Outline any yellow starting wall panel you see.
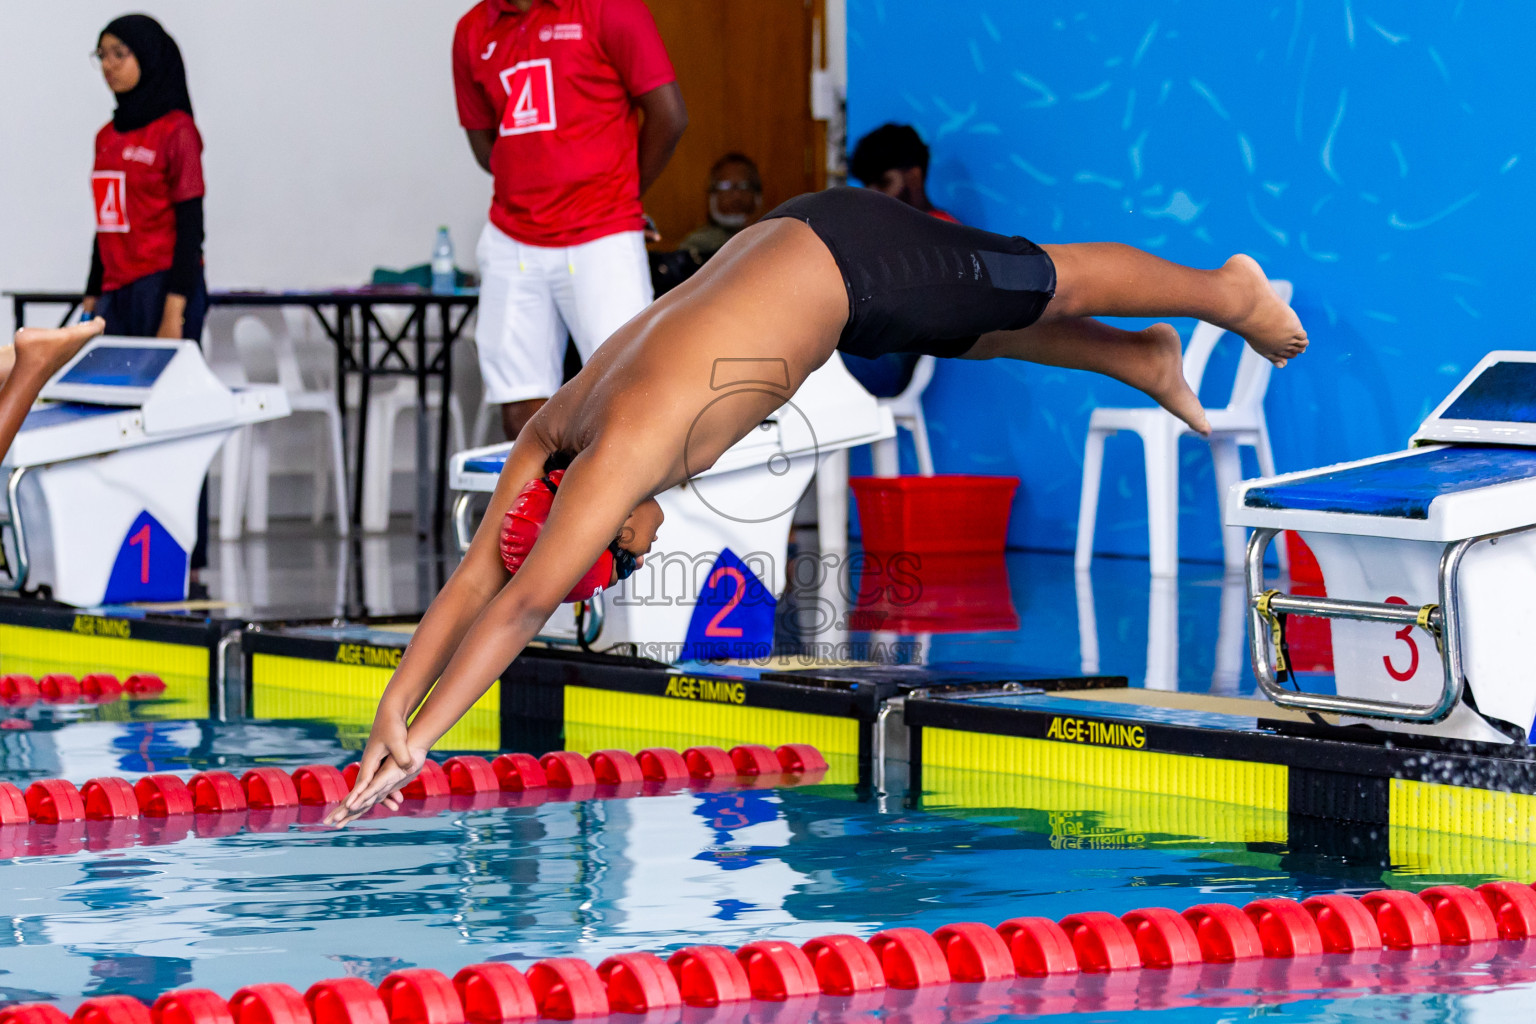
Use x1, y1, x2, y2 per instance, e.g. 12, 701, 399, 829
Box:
564, 685, 861, 786
1390, 778, 1536, 845
922, 727, 1289, 813
250, 652, 499, 751
0, 621, 208, 719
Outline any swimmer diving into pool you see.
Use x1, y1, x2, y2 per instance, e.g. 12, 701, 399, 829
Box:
297, 186, 1306, 824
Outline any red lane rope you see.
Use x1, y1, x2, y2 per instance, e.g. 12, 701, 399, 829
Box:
0, 743, 830, 859
5, 883, 1536, 1022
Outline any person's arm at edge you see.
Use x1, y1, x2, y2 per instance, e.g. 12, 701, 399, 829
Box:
465, 128, 495, 174
635, 82, 686, 197
327, 430, 554, 821
328, 445, 653, 823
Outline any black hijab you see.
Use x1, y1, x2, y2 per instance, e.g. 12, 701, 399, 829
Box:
100, 14, 193, 133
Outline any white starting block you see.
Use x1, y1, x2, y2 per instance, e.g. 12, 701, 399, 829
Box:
1, 336, 288, 606
1227, 351, 1536, 743
450, 354, 894, 660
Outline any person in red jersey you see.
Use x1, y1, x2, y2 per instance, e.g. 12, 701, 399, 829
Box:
452, 0, 688, 441
83, 15, 206, 343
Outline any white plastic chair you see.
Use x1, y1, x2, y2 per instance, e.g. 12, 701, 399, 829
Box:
1074, 280, 1293, 577
360, 379, 467, 532
216, 309, 350, 538
871, 354, 936, 476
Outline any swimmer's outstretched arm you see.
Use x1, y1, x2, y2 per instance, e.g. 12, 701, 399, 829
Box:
327, 444, 655, 824
0, 319, 105, 461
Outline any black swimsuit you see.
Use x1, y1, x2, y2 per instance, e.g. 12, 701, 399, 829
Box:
761, 187, 1057, 359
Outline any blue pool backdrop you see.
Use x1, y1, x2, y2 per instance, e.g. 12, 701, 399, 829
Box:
846, 1, 1536, 561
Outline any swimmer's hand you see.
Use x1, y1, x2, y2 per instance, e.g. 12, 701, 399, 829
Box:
323, 713, 425, 827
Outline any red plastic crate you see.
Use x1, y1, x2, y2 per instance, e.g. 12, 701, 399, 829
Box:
850, 475, 1018, 554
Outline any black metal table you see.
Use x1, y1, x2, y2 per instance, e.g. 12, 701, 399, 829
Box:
7, 288, 478, 538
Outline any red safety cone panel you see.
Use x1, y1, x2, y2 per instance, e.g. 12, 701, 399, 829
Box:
293, 766, 349, 806
491, 753, 547, 792
997, 917, 1079, 977
801, 934, 885, 994
728, 745, 780, 777
0, 781, 29, 825
525, 958, 609, 1019
636, 748, 689, 783
73, 997, 152, 1024
682, 746, 735, 781
443, 756, 499, 795
378, 969, 466, 1024
868, 928, 951, 988
1180, 903, 1263, 962
242, 768, 300, 809
453, 964, 536, 1024
25, 779, 86, 823
152, 989, 236, 1024
1359, 890, 1439, 949
596, 952, 682, 1013
666, 945, 752, 1007
588, 750, 644, 785
1418, 885, 1498, 945
736, 941, 820, 1000
539, 752, 597, 788
135, 775, 195, 817
931, 922, 1014, 981
1121, 907, 1202, 968
775, 744, 828, 774
82, 777, 140, 820
1476, 882, 1536, 940
1300, 894, 1381, 953
229, 984, 310, 1024
304, 978, 389, 1024
1243, 898, 1324, 958
189, 772, 248, 814
401, 760, 452, 801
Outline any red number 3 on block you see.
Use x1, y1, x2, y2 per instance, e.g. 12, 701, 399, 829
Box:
1382, 595, 1419, 682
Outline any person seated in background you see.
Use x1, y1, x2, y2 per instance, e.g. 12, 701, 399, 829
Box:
849, 123, 957, 223
679, 153, 764, 262
843, 123, 957, 398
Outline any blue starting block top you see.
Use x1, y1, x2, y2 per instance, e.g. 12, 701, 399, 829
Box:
56, 346, 176, 389
1243, 445, 1536, 519
20, 402, 131, 431
1440, 361, 1536, 424
463, 454, 508, 475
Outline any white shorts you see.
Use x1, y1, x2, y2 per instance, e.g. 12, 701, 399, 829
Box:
474, 223, 654, 404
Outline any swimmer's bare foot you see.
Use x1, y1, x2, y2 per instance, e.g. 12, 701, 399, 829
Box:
13, 318, 105, 382
1136, 323, 1210, 436
1222, 254, 1308, 367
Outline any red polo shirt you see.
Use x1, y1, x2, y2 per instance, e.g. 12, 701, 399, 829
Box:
453, 0, 676, 248
91, 110, 204, 291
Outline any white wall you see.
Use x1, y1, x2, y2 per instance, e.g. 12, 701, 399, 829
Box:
0, 1, 493, 337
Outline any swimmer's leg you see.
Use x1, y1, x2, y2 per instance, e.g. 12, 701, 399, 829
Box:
967, 316, 1209, 436
1041, 244, 1306, 367
0, 319, 106, 460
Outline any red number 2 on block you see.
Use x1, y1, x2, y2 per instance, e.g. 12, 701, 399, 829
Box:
704, 566, 746, 637
129, 523, 151, 584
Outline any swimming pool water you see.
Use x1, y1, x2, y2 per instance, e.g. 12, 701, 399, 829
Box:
4, 719, 1536, 1022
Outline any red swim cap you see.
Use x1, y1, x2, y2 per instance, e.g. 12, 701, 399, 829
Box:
499, 469, 614, 603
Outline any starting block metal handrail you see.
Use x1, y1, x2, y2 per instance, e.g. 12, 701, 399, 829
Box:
1242, 525, 1512, 723
2, 466, 32, 594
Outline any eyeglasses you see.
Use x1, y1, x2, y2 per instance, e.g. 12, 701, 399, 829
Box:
709, 181, 761, 194
91, 45, 133, 66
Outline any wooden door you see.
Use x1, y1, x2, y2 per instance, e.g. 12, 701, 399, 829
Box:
645, 0, 825, 248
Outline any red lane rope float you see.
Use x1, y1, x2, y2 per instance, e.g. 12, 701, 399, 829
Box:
135, 774, 195, 817
636, 748, 689, 783
1121, 907, 1202, 968
1182, 903, 1264, 962
75, 996, 153, 1024
1476, 881, 1536, 940
666, 945, 752, 1006
228, 984, 308, 1024
774, 743, 827, 774
242, 768, 301, 809
491, 753, 547, 792
1301, 893, 1382, 952
1360, 889, 1440, 949
39, 674, 81, 703
0, 781, 30, 825
525, 958, 609, 1019
736, 940, 820, 1001
802, 934, 885, 994
82, 776, 140, 820
400, 759, 452, 801
1418, 884, 1499, 944
151, 988, 235, 1024
377, 969, 465, 1024
81, 673, 124, 703
125, 673, 168, 695
728, 744, 781, 777
997, 917, 1079, 977
540, 751, 597, 789
452, 964, 536, 1024
303, 978, 389, 1024
0, 1009, 67, 1024
293, 765, 349, 806
1244, 898, 1325, 958
932, 922, 1014, 982
189, 772, 248, 814
682, 746, 735, 781
868, 927, 951, 988
24, 779, 85, 823
0, 674, 40, 706
595, 952, 681, 1013
443, 756, 498, 795
588, 750, 644, 786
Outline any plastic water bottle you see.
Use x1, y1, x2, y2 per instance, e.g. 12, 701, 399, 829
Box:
431, 226, 455, 294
